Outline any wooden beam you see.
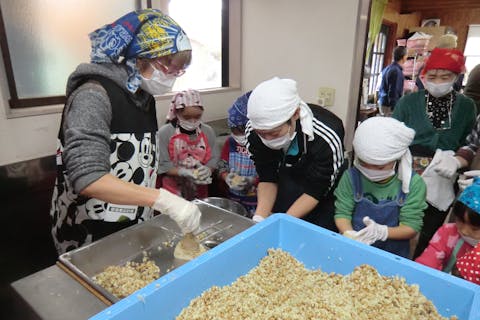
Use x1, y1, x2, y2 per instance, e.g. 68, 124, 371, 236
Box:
401, 0, 480, 13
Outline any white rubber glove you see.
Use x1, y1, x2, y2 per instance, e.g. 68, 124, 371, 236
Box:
193, 165, 212, 185
458, 170, 480, 191
434, 153, 461, 178
178, 168, 196, 179
153, 188, 201, 234
226, 169, 251, 191
252, 214, 265, 223
196, 165, 212, 180
354, 216, 388, 245
343, 230, 360, 240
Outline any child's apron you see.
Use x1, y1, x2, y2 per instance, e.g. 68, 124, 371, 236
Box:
161, 127, 211, 200
227, 137, 257, 213
350, 167, 410, 258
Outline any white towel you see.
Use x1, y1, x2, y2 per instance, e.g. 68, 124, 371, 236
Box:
421, 149, 457, 211
353, 117, 415, 193
247, 77, 314, 141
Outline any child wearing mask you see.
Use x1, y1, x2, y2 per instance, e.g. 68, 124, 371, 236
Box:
217, 92, 258, 215
334, 117, 427, 258
416, 178, 480, 285
158, 90, 219, 200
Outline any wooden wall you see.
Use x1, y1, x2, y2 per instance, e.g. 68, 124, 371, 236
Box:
420, 8, 480, 52
384, 0, 480, 52
383, 0, 421, 39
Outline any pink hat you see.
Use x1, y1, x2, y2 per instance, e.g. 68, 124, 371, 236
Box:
166, 89, 203, 120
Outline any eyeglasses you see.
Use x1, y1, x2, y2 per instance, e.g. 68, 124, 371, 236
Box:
150, 59, 186, 77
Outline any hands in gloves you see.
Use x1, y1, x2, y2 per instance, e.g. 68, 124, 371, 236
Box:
196, 165, 212, 180
434, 152, 461, 178
226, 169, 254, 191
252, 214, 265, 223
153, 188, 201, 234
353, 216, 388, 245
178, 166, 212, 185
458, 170, 480, 191
193, 165, 212, 185
178, 168, 197, 180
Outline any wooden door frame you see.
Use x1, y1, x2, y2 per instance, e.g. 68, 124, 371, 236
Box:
382, 19, 398, 67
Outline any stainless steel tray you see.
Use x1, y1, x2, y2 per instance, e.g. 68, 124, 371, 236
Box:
58, 199, 254, 303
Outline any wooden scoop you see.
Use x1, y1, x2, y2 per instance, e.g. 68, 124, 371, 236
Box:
179, 233, 200, 251
174, 233, 206, 261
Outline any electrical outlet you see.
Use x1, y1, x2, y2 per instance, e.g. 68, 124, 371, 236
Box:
318, 87, 335, 106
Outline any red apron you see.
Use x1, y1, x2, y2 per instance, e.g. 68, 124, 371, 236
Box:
161, 127, 211, 200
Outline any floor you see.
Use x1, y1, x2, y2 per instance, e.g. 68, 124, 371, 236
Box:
0, 157, 58, 319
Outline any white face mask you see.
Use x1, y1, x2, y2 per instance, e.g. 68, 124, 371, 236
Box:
354, 160, 396, 182
140, 67, 176, 95
425, 80, 455, 98
259, 126, 296, 151
178, 117, 201, 131
460, 233, 480, 247
232, 134, 247, 146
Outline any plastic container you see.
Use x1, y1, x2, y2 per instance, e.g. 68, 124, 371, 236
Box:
90, 214, 480, 320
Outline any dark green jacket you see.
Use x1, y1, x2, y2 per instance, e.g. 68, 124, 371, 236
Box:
392, 90, 476, 155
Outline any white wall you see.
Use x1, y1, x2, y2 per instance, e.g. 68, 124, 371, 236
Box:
0, 0, 365, 166
242, 0, 361, 128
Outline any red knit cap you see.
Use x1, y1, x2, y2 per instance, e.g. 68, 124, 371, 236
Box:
456, 243, 480, 285
421, 48, 465, 75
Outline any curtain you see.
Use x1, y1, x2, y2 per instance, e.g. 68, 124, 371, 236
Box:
366, 0, 388, 59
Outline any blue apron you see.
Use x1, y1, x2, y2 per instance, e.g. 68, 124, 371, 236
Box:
350, 167, 410, 258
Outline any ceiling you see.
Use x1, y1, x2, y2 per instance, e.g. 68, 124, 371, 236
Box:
400, 0, 480, 13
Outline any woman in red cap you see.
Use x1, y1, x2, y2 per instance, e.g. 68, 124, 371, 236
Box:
393, 48, 477, 259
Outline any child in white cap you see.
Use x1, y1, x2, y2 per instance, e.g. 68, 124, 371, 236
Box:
246, 77, 346, 230
334, 117, 427, 258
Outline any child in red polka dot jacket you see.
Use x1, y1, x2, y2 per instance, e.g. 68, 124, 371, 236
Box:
416, 177, 480, 285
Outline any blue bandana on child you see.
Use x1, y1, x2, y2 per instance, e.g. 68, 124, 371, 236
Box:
228, 91, 252, 128
458, 177, 480, 214
89, 9, 191, 93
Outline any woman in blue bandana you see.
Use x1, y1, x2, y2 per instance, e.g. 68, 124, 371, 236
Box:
50, 9, 201, 254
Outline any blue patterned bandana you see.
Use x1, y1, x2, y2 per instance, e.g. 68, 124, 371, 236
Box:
228, 91, 252, 128
89, 9, 191, 93
459, 177, 480, 214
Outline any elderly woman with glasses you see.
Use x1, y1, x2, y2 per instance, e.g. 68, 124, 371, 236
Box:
392, 48, 477, 259
50, 9, 201, 254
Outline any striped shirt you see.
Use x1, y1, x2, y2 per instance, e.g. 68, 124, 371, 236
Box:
245, 104, 346, 199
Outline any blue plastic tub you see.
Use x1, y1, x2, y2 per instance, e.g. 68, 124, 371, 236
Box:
90, 214, 480, 320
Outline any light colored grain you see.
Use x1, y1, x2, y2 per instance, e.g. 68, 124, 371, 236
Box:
176, 249, 457, 320
93, 255, 160, 299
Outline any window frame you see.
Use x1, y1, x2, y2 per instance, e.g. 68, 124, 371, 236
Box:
366, 20, 397, 96
0, 0, 233, 112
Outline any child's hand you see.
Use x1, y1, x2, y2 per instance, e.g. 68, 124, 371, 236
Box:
178, 168, 197, 179
196, 165, 212, 180
342, 230, 359, 240
193, 165, 212, 185
354, 216, 388, 245
226, 170, 251, 191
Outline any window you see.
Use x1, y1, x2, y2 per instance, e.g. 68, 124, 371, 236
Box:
0, 0, 229, 109
367, 24, 388, 96
464, 24, 480, 84
167, 0, 225, 91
